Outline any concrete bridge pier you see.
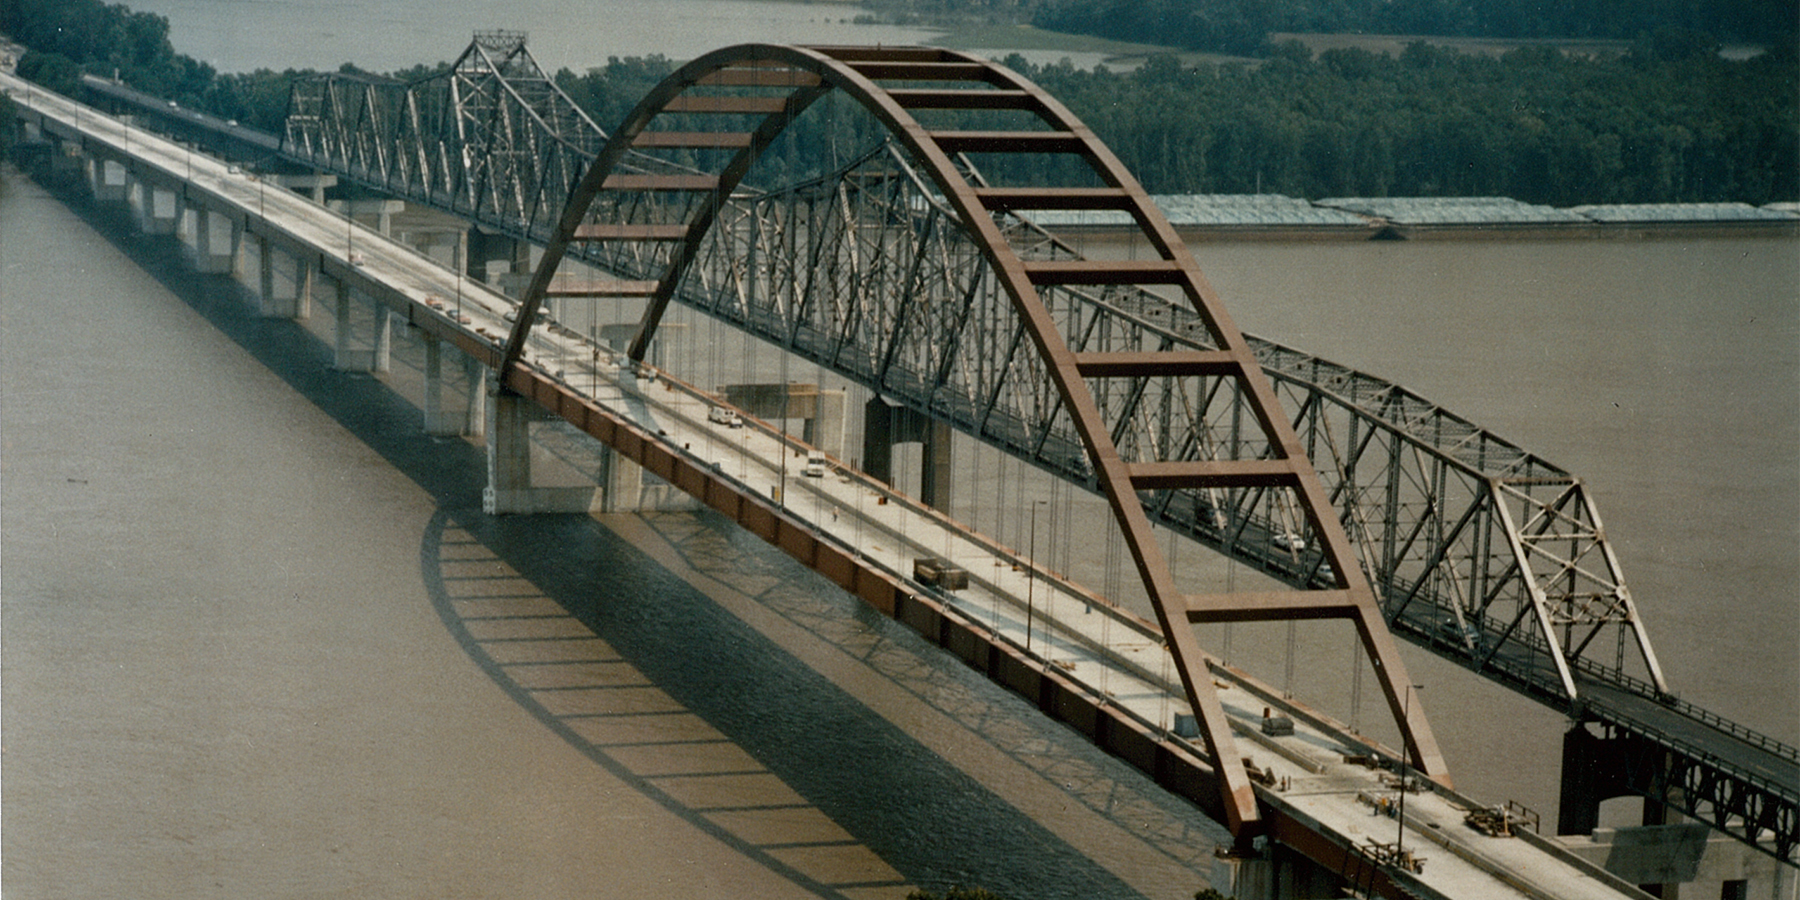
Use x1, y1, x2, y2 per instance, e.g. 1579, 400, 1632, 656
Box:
462, 355, 487, 437
1556, 722, 1784, 898
139, 181, 179, 235
479, 371, 700, 515
1208, 844, 1344, 900
395, 223, 468, 274
254, 236, 314, 319
121, 171, 177, 236
87, 156, 128, 204
340, 198, 406, 237
482, 381, 603, 515
421, 333, 485, 437
861, 395, 952, 512
597, 438, 646, 514
47, 142, 83, 184
466, 227, 532, 294
1560, 722, 1634, 838
270, 172, 338, 204
597, 323, 691, 370
326, 275, 391, 373
717, 383, 845, 463
178, 201, 241, 275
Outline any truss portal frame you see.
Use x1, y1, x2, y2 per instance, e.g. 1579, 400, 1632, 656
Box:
506, 44, 1449, 838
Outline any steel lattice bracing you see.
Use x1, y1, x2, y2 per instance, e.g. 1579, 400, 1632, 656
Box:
531, 129, 1672, 718
274, 39, 1673, 713
1262, 347, 1667, 702
506, 44, 1450, 838
283, 30, 603, 237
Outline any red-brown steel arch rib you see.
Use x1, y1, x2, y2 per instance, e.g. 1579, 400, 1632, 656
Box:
504, 44, 1449, 839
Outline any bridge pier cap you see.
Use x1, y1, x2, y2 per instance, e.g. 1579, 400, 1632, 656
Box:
504, 41, 1449, 839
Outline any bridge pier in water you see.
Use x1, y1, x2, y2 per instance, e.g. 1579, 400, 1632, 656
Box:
483, 379, 600, 515
339, 198, 405, 238
719, 382, 846, 461
86, 155, 127, 203
135, 180, 179, 236
323, 276, 392, 374
421, 333, 484, 437
466, 226, 533, 293
253, 236, 314, 320
482, 379, 674, 516
270, 172, 336, 204
1208, 844, 1345, 900
178, 202, 241, 276
861, 396, 952, 512
1556, 722, 1789, 898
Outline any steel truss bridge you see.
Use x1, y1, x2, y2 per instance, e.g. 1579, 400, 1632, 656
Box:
73, 32, 1797, 867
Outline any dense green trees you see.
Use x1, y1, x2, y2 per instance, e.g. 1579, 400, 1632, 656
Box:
554, 56, 682, 137
1031, 0, 1796, 53
6, 0, 1794, 206
998, 38, 1797, 204
544, 39, 1795, 206
3, 0, 215, 103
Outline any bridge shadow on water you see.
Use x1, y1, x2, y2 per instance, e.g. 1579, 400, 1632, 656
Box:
37, 169, 1226, 898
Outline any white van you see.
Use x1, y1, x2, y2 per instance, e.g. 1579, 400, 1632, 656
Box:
802, 450, 827, 477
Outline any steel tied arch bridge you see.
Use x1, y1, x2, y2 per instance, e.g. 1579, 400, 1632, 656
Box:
266, 36, 1793, 860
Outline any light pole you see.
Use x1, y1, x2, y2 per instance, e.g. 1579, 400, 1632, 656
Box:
1397, 683, 1423, 862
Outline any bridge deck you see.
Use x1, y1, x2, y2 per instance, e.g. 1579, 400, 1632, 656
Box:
6, 71, 1657, 898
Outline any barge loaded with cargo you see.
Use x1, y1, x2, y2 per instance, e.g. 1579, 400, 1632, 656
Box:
1027, 194, 1800, 240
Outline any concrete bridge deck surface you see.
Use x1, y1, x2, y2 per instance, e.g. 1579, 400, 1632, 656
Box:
5, 71, 1653, 899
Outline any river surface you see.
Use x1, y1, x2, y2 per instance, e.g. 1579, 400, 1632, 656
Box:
121, 0, 1121, 75
0, 166, 1239, 897
6, 170, 1795, 898
3, 1, 1797, 894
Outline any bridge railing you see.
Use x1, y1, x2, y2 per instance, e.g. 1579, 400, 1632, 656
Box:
1588, 699, 1799, 860
1576, 660, 1800, 767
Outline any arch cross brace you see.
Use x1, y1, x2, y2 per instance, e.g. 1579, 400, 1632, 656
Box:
503, 44, 1449, 839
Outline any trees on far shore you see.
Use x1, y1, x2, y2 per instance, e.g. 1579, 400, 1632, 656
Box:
6, 0, 1794, 207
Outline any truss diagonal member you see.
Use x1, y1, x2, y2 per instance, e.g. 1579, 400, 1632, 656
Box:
1490, 476, 1668, 696
514, 43, 1450, 840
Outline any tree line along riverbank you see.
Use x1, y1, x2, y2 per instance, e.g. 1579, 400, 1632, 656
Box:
3, 0, 1795, 207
